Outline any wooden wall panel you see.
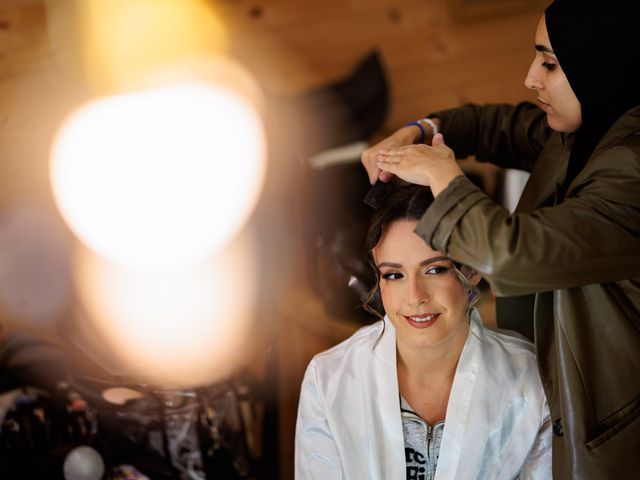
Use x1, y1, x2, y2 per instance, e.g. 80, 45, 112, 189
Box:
215, 0, 541, 128
0, 0, 82, 213
0, 2, 547, 478
0, 1, 51, 80
209, 3, 545, 478
0, 1, 52, 210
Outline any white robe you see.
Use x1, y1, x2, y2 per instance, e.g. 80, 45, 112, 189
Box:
295, 311, 552, 479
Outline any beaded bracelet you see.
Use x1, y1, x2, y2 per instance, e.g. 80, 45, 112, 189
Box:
404, 117, 439, 144
421, 117, 439, 138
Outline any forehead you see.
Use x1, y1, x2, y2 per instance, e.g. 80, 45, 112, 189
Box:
374, 220, 443, 262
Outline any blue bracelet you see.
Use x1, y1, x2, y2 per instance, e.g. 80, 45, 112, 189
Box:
404, 121, 425, 144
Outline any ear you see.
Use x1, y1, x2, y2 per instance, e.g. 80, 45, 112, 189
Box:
460, 265, 482, 286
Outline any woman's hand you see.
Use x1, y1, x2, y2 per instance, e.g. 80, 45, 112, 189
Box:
360, 125, 423, 184
376, 134, 464, 197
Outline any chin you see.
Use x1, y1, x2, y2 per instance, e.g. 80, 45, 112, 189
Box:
547, 115, 581, 134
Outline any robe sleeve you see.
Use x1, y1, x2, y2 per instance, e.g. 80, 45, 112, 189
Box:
517, 395, 553, 479
295, 359, 343, 479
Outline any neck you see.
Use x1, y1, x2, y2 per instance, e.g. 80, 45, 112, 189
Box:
396, 325, 468, 387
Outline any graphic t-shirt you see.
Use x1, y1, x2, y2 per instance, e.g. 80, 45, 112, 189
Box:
401, 396, 444, 480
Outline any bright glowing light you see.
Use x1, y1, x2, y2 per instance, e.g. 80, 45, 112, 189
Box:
50, 81, 266, 267
73, 231, 257, 387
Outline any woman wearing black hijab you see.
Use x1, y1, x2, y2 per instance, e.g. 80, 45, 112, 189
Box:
361, 0, 640, 478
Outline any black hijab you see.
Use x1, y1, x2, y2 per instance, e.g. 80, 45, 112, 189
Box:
544, 0, 640, 189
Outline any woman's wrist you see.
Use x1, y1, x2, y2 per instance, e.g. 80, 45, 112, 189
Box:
429, 167, 464, 198
399, 124, 424, 144
402, 117, 441, 145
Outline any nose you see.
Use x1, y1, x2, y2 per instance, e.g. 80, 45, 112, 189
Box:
406, 275, 428, 307
524, 59, 542, 91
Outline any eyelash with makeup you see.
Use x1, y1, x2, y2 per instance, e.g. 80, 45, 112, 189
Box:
381, 272, 402, 280
380, 265, 450, 281
542, 61, 556, 71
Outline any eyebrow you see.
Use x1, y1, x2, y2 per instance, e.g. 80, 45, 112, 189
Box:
377, 256, 450, 269
535, 44, 556, 55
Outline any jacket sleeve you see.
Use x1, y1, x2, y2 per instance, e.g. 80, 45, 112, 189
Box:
295, 360, 343, 479
415, 140, 640, 295
432, 102, 550, 172
518, 397, 553, 479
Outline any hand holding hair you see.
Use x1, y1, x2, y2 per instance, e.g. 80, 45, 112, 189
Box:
375, 133, 464, 197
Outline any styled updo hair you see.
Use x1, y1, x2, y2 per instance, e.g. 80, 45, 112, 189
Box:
362, 184, 480, 323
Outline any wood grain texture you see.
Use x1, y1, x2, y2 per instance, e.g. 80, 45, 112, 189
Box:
208, 3, 543, 477
0, 1, 50, 80
0, 3, 545, 477
215, 0, 540, 128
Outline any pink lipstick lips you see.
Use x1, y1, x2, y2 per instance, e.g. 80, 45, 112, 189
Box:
403, 313, 440, 329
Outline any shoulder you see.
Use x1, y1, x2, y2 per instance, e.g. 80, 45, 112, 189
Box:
470, 311, 535, 361
481, 326, 536, 362
310, 321, 383, 366
304, 321, 384, 382
593, 134, 640, 167
588, 106, 640, 171
474, 323, 542, 391
575, 122, 640, 205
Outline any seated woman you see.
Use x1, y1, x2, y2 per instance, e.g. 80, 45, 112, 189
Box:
295, 185, 551, 479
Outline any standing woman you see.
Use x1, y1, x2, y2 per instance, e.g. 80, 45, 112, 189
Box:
362, 1, 640, 478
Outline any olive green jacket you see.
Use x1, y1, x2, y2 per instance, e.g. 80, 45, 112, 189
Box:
416, 103, 640, 479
